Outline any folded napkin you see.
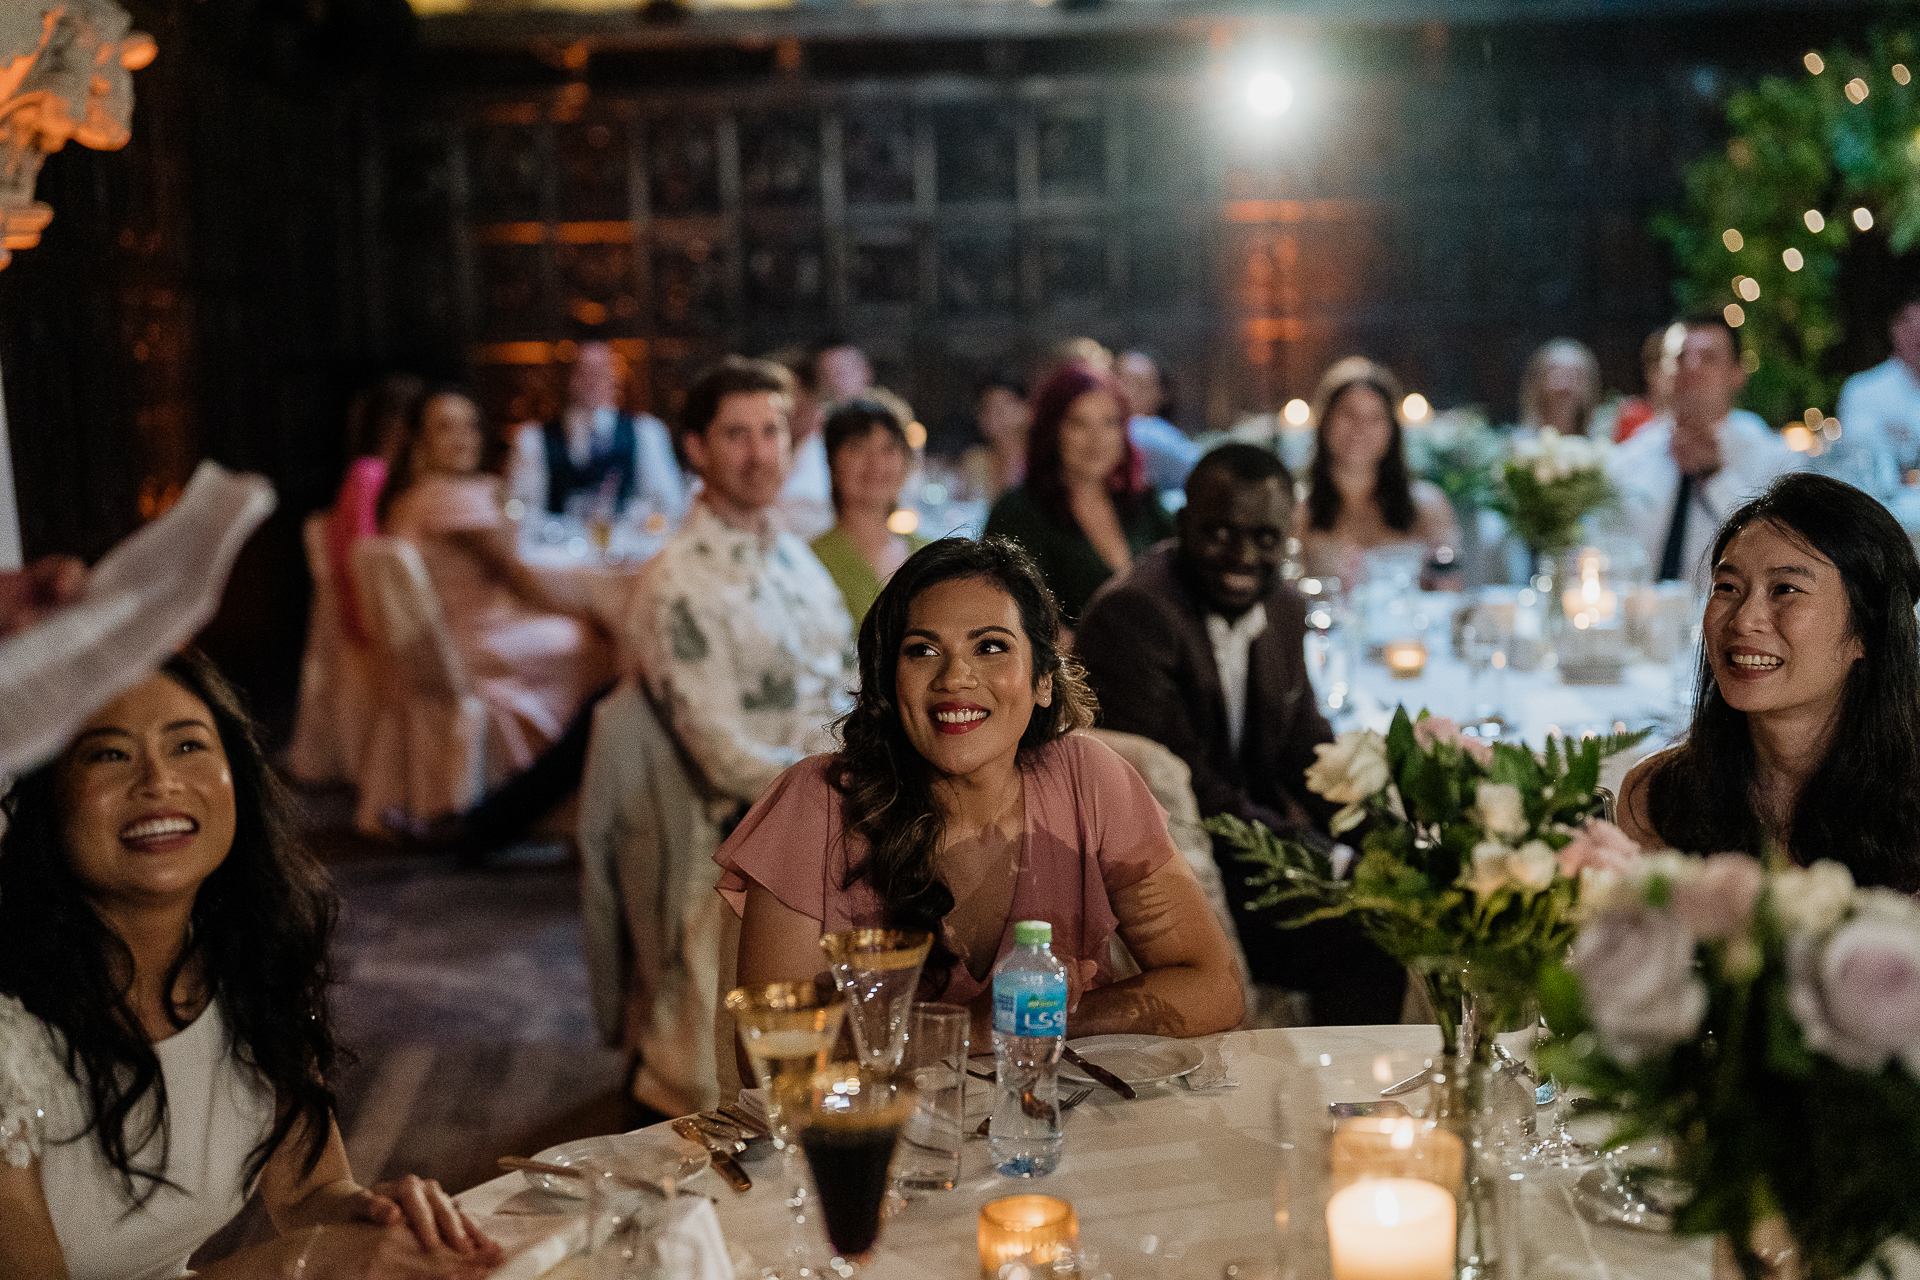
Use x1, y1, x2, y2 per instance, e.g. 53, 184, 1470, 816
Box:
1182, 1031, 1248, 1093
653, 1195, 736, 1280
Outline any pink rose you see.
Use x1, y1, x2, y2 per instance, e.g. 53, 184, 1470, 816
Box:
1569, 907, 1706, 1063
1413, 715, 1493, 767
1788, 906, 1920, 1074
1669, 853, 1764, 942
1556, 818, 1642, 880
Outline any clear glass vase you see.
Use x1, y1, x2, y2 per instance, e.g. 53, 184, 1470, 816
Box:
1431, 1050, 1530, 1280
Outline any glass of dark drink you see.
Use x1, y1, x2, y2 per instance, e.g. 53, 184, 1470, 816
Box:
799, 1065, 917, 1267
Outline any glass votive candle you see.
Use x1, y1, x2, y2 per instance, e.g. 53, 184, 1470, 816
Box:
1326, 1177, 1454, 1280
1329, 1117, 1463, 1196
1383, 638, 1428, 679
979, 1194, 1078, 1277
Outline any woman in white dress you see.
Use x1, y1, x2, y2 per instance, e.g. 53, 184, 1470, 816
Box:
0, 651, 502, 1279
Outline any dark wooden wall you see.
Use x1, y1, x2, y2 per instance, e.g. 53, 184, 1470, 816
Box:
0, 1, 1883, 728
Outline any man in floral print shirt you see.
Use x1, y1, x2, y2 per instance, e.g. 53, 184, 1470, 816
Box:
625, 354, 854, 806
586, 355, 854, 1120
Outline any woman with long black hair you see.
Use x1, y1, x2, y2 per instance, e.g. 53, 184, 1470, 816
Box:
1617, 473, 1920, 892
0, 651, 499, 1279
1293, 356, 1459, 588
716, 536, 1242, 1043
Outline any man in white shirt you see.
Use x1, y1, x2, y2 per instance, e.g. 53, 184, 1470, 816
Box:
507, 341, 686, 525
1604, 316, 1802, 591
1829, 289, 1920, 497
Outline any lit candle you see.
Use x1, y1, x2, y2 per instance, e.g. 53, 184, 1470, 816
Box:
1559, 550, 1618, 628
979, 1195, 1078, 1276
1326, 1178, 1454, 1280
1383, 638, 1427, 679
1330, 1118, 1463, 1195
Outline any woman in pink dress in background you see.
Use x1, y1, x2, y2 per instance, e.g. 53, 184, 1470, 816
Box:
716, 536, 1242, 1045
379, 386, 614, 780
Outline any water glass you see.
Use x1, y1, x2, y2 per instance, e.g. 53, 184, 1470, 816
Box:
585, 1162, 664, 1280
895, 1001, 968, 1194
819, 928, 933, 1075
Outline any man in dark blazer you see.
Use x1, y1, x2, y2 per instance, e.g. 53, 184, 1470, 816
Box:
1077, 443, 1405, 1024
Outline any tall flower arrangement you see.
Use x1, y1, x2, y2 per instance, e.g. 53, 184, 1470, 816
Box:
1541, 853, 1920, 1280
1208, 707, 1644, 1054
1489, 427, 1615, 564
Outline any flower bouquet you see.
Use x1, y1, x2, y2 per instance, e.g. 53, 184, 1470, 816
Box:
1411, 408, 1505, 518
1489, 427, 1615, 564
1207, 706, 1646, 1056
1539, 853, 1920, 1280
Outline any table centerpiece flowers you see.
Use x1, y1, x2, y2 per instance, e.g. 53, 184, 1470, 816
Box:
1539, 851, 1920, 1280
1208, 706, 1646, 1058
1489, 426, 1615, 571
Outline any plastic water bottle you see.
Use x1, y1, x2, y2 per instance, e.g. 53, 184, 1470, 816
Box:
989, 919, 1068, 1177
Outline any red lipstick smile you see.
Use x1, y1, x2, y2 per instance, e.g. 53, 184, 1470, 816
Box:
929, 701, 989, 735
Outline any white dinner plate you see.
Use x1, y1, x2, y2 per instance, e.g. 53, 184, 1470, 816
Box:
521, 1132, 711, 1199
1061, 1034, 1205, 1088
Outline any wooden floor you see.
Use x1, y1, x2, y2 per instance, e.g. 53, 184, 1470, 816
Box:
195, 794, 626, 1261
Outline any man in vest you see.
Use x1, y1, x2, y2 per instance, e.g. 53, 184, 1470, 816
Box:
508, 341, 687, 527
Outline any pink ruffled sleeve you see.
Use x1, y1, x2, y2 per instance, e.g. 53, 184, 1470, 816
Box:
714, 756, 843, 923
1065, 734, 1178, 893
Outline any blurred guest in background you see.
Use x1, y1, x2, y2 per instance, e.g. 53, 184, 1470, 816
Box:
507, 341, 685, 528
811, 400, 927, 626
770, 345, 835, 541
0, 652, 500, 1278
327, 373, 422, 646
1078, 445, 1406, 1023
1617, 474, 1920, 893
624, 356, 853, 806
721, 536, 1243, 1044
1609, 324, 1680, 444
382, 385, 614, 780
1826, 286, 1920, 496
1604, 316, 1799, 591
1052, 335, 1114, 375
1116, 348, 1201, 494
959, 367, 1031, 502
1516, 338, 1602, 438
1294, 357, 1459, 588
985, 362, 1174, 630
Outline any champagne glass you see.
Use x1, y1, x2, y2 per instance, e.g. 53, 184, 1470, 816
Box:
799, 1064, 916, 1271
818, 929, 933, 1076
725, 982, 847, 1279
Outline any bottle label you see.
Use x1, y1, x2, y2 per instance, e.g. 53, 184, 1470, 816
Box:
993, 973, 1066, 1037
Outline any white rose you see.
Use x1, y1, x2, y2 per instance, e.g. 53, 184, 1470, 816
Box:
1467, 840, 1513, 896
1774, 861, 1856, 935
1569, 907, 1707, 1064
1787, 910, 1920, 1074
1305, 730, 1391, 805
1473, 782, 1528, 841
1509, 840, 1558, 893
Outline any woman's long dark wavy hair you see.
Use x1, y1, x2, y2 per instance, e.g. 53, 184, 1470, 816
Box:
827, 537, 1097, 986
1305, 356, 1417, 534
376, 381, 480, 523
1641, 474, 1920, 891
1025, 362, 1149, 528
0, 651, 343, 1205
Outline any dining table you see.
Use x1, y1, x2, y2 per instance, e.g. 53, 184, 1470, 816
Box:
458, 1024, 1715, 1280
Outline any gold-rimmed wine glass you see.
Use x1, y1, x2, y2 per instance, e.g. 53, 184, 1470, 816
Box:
799, 1064, 916, 1271
818, 928, 932, 1076
726, 982, 848, 1279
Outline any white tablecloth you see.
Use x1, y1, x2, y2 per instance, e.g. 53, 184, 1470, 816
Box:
458, 1025, 1713, 1280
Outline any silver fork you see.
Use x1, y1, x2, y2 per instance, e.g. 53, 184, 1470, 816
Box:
974, 1087, 1094, 1138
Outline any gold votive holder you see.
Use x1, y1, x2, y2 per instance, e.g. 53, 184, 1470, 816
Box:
1329, 1117, 1464, 1196
1383, 638, 1428, 679
979, 1194, 1078, 1277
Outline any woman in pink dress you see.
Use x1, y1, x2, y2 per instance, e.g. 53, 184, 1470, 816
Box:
716, 536, 1242, 1044
380, 387, 614, 780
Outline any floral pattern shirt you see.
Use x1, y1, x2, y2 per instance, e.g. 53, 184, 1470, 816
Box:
623, 500, 855, 805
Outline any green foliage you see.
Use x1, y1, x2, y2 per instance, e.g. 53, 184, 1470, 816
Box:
1408, 411, 1504, 515
1488, 456, 1617, 559
1664, 30, 1920, 427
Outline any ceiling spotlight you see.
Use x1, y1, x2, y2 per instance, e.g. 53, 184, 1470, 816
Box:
1246, 71, 1295, 118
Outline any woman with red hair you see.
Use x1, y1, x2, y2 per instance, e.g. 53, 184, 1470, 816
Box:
983, 362, 1174, 629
